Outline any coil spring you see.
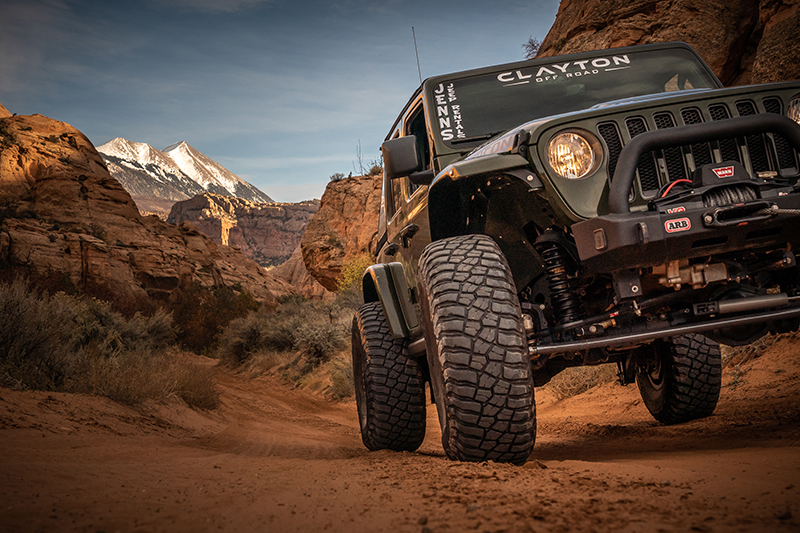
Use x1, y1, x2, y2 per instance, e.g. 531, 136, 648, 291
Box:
541, 243, 582, 325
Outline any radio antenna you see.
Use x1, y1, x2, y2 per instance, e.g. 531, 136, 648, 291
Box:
412, 26, 422, 85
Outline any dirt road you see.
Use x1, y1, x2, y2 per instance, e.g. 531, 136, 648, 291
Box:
1, 336, 799, 532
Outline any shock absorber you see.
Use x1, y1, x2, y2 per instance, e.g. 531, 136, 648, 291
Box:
539, 242, 583, 325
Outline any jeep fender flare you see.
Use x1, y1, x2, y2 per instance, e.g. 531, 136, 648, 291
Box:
427, 154, 540, 241
362, 262, 420, 339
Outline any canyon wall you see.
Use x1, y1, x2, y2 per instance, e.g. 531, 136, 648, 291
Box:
167, 193, 318, 268
300, 174, 381, 292
537, 0, 800, 85
0, 109, 291, 308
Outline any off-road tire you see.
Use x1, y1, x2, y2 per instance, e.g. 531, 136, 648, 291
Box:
418, 234, 535, 464
352, 302, 426, 451
636, 333, 722, 425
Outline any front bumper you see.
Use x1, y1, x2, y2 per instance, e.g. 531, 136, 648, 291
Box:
572, 114, 800, 273
573, 194, 800, 273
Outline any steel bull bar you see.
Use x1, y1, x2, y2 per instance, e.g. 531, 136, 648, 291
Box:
607, 113, 800, 214
572, 114, 800, 272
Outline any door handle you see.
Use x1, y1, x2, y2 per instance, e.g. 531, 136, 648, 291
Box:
400, 223, 420, 248
382, 242, 400, 256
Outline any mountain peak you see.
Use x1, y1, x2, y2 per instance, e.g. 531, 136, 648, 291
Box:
97, 137, 273, 204
162, 140, 189, 153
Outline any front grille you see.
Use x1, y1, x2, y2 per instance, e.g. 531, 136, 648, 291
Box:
736, 100, 769, 173
763, 97, 799, 173
623, 117, 659, 192
596, 96, 800, 200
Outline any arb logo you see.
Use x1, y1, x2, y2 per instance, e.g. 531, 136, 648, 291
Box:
665, 218, 691, 233
712, 166, 735, 178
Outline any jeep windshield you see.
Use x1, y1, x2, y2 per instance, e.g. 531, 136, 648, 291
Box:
428, 47, 720, 149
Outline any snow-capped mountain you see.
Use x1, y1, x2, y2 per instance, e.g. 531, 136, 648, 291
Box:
97, 138, 273, 207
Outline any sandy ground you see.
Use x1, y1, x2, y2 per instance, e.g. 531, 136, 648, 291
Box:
1, 337, 799, 533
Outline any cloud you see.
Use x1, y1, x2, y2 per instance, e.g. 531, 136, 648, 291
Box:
0, 0, 70, 93
146, 0, 275, 13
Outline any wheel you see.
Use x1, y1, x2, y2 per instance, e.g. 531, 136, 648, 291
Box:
418, 234, 536, 464
352, 301, 426, 451
635, 333, 722, 424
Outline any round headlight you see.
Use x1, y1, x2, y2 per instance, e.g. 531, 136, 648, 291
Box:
788, 96, 800, 125
547, 131, 601, 180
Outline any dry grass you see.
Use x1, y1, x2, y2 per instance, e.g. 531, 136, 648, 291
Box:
721, 329, 799, 368
0, 278, 218, 409
217, 294, 356, 400
80, 348, 219, 408
542, 364, 618, 400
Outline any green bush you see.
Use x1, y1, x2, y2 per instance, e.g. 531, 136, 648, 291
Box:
337, 254, 374, 294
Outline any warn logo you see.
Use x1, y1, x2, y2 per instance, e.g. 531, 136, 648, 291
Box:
712, 166, 735, 178
665, 218, 691, 233
667, 206, 686, 214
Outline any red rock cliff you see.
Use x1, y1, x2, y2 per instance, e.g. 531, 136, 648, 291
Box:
0, 110, 291, 307
537, 0, 800, 85
167, 193, 318, 268
300, 174, 381, 292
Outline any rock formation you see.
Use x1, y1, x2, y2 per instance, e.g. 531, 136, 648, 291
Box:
300, 174, 381, 292
537, 0, 800, 86
0, 108, 291, 308
271, 245, 332, 300
167, 193, 317, 268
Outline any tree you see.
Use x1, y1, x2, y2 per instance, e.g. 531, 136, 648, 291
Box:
353, 139, 365, 176
523, 36, 541, 60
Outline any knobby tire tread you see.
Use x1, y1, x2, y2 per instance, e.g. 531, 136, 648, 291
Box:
419, 234, 535, 464
638, 333, 722, 425
352, 302, 426, 452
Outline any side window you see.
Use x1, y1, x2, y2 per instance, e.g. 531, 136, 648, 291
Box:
404, 105, 430, 195
385, 101, 430, 221
390, 171, 404, 216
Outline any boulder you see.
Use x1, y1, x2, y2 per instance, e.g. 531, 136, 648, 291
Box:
300, 174, 381, 292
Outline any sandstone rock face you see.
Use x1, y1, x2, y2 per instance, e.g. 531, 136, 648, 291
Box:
0, 104, 11, 119
271, 245, 332, 300
0, 111, 291, 307
300, 174, 381, 292
537, 0, 800, 86
167, 193, 318, 268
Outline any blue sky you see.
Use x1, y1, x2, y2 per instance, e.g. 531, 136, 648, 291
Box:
0, 0, 559, 202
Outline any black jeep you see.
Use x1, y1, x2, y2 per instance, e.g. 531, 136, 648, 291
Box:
351, 42, 800, 464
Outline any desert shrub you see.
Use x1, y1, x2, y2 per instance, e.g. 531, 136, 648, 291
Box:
218, 298, 347, 368
0, 278, 216, 408
170, 282, 259, 354
0, 279, 76, 389
327, 353, 354, 400
543, 364, 618, 400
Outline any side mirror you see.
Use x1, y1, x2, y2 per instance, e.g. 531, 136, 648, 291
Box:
382, 136, 423, 180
